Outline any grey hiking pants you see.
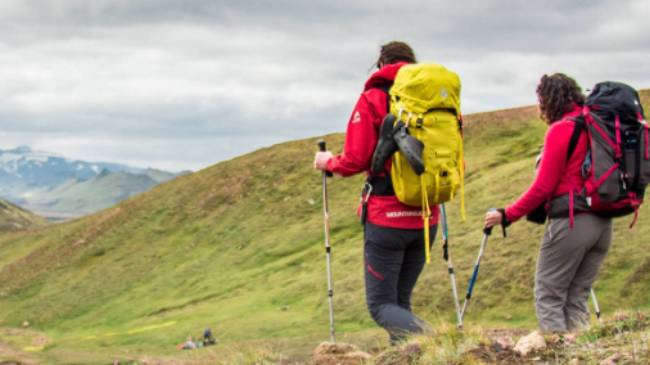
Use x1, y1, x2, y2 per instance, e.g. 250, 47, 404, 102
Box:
535, 214, 612, 332
364, 222, 436, 343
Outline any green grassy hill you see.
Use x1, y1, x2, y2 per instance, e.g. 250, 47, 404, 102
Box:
23, 170, 171, 219
0, 90, 648, 364
0, 199, 46, 231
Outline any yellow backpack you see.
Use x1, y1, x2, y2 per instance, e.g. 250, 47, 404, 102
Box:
389, 64, 465, 262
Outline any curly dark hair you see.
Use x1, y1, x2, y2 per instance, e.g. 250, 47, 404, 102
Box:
376, 41, 416, 69
536, 73, 585, 124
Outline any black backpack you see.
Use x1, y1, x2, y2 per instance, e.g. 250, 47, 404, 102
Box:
527, 82, 648, 225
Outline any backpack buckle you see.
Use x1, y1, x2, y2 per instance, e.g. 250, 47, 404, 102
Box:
363, 182, 373, 203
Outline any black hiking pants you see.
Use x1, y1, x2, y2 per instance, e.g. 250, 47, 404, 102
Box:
364, 221, 437, 343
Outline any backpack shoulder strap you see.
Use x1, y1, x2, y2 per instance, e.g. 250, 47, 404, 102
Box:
376, 84, 391, 114
566, 116, 586, 162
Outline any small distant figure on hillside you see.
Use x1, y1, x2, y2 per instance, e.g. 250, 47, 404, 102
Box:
178, 335, 197, 350
203, 327, 217, 346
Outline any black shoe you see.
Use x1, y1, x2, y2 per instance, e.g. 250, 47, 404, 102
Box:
371, 114, 399, 175
393, 122, 425, 175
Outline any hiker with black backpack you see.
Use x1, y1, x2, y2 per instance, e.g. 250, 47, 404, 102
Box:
313, 42, 439, 343
485, 73, 648, 333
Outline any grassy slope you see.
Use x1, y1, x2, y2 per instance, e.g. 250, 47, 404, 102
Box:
141, 168, 178, 184
0, 199, 46, 231
25, 171, 160, 215
0, 91, 648, 364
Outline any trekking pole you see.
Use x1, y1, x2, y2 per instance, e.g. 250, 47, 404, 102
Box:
317, 140, 335, 343
460, 209, 497, 323
440, 203, 463, 328
590, 288, 602, 321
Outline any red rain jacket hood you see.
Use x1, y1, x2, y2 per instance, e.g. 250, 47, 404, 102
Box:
326, 62, 439, 229
364, 62, 404, 91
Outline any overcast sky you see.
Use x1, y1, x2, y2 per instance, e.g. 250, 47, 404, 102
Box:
0, 0, 648, 171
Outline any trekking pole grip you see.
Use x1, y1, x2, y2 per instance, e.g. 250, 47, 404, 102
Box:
317, 140, 333, 177
318, 140, 327, 152
483, 208, 497, 235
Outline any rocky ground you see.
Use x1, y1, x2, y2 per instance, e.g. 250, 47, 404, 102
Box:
2, 311, 648, 364
311, 311, 650, 365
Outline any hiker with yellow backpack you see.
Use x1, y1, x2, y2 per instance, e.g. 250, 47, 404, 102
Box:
314, 41, 465, 343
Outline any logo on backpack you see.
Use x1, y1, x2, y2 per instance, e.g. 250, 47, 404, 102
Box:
440, 87, 449, 99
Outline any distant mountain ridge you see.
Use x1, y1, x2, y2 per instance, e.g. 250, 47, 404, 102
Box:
0, 146, 142, 188
0, 146, 182, 219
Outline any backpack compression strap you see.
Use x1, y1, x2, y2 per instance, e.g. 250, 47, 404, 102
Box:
421, 173, 433, 264
377, 84, 391, 114
365, 84, 394, 184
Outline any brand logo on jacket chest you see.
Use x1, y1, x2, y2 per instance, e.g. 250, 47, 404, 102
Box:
351, 110, 362, 124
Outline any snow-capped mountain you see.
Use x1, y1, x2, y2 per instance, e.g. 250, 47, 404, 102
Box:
0, 146, 180, 219
0, 146, 144, 188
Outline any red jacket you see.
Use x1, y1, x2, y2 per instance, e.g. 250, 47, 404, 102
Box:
505, 105, 588, 222
326, 62, 439, 229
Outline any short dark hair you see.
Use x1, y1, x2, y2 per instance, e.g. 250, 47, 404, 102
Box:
376, 41, 416, 69
536, 73, 585, 124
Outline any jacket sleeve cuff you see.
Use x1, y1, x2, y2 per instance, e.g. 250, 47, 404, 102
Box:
325, 157, 336, 173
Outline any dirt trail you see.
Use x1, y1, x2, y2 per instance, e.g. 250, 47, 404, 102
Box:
0, 341, 38, 365
0, 328, 49, 365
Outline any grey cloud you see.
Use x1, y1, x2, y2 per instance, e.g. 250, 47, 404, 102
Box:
0, 0, 647, 170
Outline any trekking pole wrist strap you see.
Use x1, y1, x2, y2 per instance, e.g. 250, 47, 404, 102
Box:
497, 208, 509, 237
